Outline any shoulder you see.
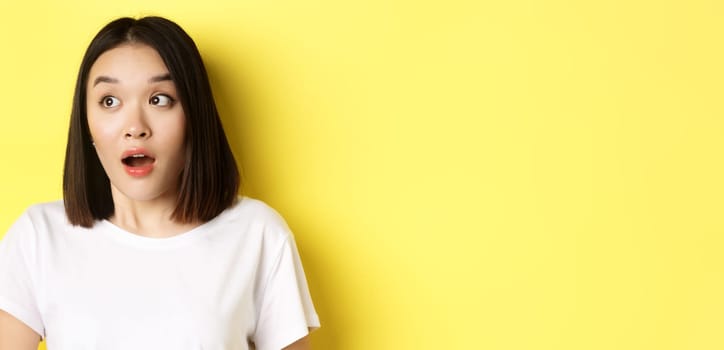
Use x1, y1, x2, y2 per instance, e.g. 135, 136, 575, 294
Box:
17, 200, 72, 234
2, 200, 90, 252
237, 197, 287, 221
225, 197, 291, 230
1, 200, 68, 262
209, 196, 294, 245
5, 200, 67, 235
23, 200, 67, 222
200, 197, 299, 271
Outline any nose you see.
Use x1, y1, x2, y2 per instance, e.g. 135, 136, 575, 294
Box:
125, 127, 150, 139
124, 107, 152, 140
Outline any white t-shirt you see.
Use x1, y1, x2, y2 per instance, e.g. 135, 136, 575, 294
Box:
0, 197, 320, 350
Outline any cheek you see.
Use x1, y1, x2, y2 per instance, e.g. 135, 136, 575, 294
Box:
164, 116, 187, 151
87, 107, 103, 138
87, 105, 124, 141
86, 115, 122, 160
87, 119, 117, 146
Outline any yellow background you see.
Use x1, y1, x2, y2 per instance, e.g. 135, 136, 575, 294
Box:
1, 0, 723, 349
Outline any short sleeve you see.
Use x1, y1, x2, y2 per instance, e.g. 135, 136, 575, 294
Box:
253, 233, 320, 350
0, 211, 44, 337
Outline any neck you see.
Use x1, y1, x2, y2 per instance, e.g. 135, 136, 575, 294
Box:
108, 186, 199, 238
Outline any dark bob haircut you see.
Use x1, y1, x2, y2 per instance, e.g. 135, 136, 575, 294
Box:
63, 16, 240, 228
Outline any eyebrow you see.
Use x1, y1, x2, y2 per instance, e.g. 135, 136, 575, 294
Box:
92, 76, 119, 87
149, 73, 173, 83
91, 73, 173, 87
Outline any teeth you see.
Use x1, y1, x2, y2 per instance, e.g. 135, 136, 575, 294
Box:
132, 154, 145, 158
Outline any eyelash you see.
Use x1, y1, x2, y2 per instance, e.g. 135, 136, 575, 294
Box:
99, 96, 120, 108
98, 94, 176, 108
150, 94, 175, 107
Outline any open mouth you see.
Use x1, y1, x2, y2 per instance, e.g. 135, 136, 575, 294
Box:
122, 154, 156, 167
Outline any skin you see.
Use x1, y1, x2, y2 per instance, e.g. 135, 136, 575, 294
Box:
0, 310, 39, 349
87, 43, 193, 237
0, 43, 311, 349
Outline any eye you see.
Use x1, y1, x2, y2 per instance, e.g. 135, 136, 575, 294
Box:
100, 96, 120, 108
150, 94, 174, 107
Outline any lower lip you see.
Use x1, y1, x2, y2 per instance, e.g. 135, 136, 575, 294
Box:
124, 163, 154, 177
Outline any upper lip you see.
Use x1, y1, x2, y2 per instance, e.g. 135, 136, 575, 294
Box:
121, 148, 156, 162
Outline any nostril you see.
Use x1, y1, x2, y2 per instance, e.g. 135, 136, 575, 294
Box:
124, 131, 149, 138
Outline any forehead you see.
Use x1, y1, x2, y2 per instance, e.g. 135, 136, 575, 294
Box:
88, 44, 170, 84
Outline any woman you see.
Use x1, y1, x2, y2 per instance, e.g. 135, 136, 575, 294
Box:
0, 16, 319, 349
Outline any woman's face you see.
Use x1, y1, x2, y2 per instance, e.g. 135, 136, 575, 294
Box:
86, 43, 186, 204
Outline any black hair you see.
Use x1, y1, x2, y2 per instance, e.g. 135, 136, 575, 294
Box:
63, 16, 240, 227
